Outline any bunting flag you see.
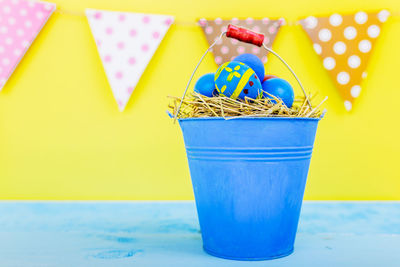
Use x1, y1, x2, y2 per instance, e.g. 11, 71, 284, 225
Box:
0, 0, 55, 91
199, 18, 284, 65
86, 9, 173, 111
300, 11, 389, 111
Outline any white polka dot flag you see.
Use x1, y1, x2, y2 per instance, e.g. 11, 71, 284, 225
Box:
300, 11, 389, 111
86, 9, 174, 111
0, 0, 55, 91
199, 18, 284, 65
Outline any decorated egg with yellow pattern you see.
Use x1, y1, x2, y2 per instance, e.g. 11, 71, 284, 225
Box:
214, 61, 262, 100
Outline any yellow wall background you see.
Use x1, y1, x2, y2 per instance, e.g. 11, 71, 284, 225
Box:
1, 0, 399, 200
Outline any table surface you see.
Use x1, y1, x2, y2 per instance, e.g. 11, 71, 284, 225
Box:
0, 201, 399, 267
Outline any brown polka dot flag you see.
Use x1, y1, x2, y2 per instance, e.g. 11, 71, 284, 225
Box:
199, 18, 284, 66
300, 11, 389, 111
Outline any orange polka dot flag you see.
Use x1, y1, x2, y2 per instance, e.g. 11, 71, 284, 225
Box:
86, 9, 174, 111
199, 18, 284, 66
300, 11, 390, 111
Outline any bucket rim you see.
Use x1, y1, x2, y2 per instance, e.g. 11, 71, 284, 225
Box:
178, 116, 322, 122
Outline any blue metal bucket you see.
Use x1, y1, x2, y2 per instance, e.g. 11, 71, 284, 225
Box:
178, 117, 321, 260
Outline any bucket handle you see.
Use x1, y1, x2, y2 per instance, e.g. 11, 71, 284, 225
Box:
174, 24, 312, 121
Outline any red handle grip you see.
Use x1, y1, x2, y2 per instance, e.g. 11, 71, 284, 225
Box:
226, 24, 264, 47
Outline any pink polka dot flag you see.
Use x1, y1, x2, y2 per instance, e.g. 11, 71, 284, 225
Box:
0, 0, 56, 91
86, 9, 174, 111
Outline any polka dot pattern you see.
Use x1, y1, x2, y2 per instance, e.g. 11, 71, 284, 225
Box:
355, 12, 368, 24
359, 39, 371, 53
199, 18, 283, 65
318, 28, 332, 42
300, 11, 387, 110
304, 16, 318, 29
348, 55, 361, 68
337, 71, 350, 85
367, 25, 380, 38
344, 26, 357, 40
329, 14, 342, 27
344, 100, 352, 111
0, 0, 55, 90
323, 57, 335, 70
350, 85, 361, 97
333, 41, 346, 55
378, 10, 390, 23
86, 9, 173, 111
313, 43, 322, 54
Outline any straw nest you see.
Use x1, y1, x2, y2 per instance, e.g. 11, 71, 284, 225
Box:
168, 91, 327, 119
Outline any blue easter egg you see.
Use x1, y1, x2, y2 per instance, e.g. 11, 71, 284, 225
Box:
233, 53, 265, 81
262, 78, 294, 108
214, 61, 262, 100
194, 73, 218, 97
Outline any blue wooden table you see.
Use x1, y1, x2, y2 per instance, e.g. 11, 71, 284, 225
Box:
0, 201, 399, 266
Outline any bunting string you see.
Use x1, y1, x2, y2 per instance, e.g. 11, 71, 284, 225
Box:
54, 8, 198, 26
53, 8, 400, 25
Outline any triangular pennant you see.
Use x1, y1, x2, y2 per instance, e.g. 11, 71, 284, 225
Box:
199, 18, 284, 65
0, 0, 55, 91
86, 9, 173, 111
300, 10, 389, 111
